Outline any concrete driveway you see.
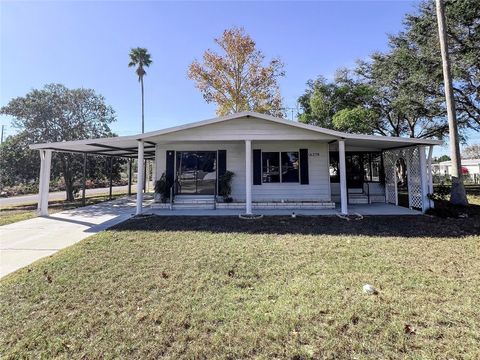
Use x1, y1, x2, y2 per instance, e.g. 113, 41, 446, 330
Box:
0, 197, 150, 279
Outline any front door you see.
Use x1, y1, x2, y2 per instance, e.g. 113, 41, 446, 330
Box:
176, 151, 217, 195
346, 154, 364, 188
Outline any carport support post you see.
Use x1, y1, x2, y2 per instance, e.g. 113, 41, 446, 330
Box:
338, 140, 348, 215
136, 141, 145, 215
37, 149, 52, 216
82, 153, 87, 206
109, 156, 113, 200
144, 159, 147, 192
245, 139, 252, 215
127, 158, 132, 197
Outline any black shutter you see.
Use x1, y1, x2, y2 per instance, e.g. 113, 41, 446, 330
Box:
299, 149, 309, 185
253, 149, 262, 185
165, 150, 175, 186
218, 150, 227, 193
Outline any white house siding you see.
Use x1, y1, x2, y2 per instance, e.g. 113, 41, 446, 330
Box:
147, 117, 336, 142
155, 140, 331, 202
251, 141, 330, 202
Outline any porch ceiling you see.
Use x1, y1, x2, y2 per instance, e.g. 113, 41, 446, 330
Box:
29, 111, 442, 157
29, 134, 441, 158
330, 136, 442, 151
29, 137, 157, 159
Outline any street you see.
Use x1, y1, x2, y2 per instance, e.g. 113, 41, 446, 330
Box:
0, 185, 131, 207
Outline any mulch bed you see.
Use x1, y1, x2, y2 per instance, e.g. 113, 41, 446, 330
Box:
113, 211, 480, 238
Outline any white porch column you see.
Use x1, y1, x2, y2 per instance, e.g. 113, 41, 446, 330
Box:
427, 145, 434, 195
338, 140, 348, 215
419, 145, 429, 212
37, 150, 52, 216
245, 139, 252, 215
136, 141, 145, 215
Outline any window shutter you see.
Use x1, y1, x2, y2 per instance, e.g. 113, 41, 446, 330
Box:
166, 150, 175, 186
299, 149, 309, 185
218, 150, 227, 193
253, 149, 262, 185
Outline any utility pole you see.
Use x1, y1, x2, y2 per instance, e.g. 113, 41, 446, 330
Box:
435, 0, 468, 205
1, 125, 4, 144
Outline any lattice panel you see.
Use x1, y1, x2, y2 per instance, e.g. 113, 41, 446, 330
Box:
383, 146, 423, 209
383, 151, 397, 204
407, 147, 422, 209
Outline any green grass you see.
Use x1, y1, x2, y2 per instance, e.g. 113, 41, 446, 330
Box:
0, 209, 38, 226
0, 192, 136, 226
1, 216, 479, 359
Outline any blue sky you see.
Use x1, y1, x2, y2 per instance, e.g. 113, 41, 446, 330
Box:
2, 0, 470, 154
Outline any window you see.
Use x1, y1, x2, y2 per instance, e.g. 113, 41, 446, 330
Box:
364, 154, 372, 181
261, 151, 300, 183
281, 152, 299, 183
370, 153, 382, 182
262, 152, 280, 183
329, 151, 383, 183
329, 152, 340, 183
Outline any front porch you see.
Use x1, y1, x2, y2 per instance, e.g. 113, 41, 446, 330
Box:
146, 202, 421, 216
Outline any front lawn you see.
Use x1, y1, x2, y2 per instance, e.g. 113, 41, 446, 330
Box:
1, 216, 479, 359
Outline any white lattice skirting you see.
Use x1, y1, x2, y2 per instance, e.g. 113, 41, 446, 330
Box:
383, 146, 424, 210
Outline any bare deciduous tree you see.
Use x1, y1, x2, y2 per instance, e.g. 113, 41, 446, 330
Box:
188, 27, 285, 117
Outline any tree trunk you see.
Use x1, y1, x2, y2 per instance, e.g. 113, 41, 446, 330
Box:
65, 176, 75, 202
61, 155, 75, 201
435, 0, 468, 206
141, 77, 145, 134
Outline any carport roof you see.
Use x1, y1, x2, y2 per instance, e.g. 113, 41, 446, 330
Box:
29, 112, 442, 157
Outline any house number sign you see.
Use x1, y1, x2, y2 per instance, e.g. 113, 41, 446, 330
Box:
309, 152, 320, 157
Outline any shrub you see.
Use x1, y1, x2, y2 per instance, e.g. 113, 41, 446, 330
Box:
218, 171, 234, 202
154, 173, 173, 203
427, 184, 450, 201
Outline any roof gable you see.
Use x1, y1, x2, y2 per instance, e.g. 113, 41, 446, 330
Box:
142, 113, 339, 142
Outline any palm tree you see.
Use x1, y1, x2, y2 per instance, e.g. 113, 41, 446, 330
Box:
435, 0, 468, 205
128, 47, 152, 134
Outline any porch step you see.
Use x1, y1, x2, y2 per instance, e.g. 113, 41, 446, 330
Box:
348, 188, 364, 194
173, 195, 215, 204
173, 203, 215, 210
152, 195, 216, 210
151, 202, 215, 210
348, 194, 369, 204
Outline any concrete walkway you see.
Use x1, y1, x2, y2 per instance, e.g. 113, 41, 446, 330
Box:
0, 197, 150, 279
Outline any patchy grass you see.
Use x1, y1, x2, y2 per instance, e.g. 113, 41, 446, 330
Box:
1, 216, 479, 359
0, 209, 38, 226
466, 185, 480, 205
0, 192, 135, 226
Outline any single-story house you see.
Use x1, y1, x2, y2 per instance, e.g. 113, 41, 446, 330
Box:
432, 159, 480, 176
30, 112, 442, 215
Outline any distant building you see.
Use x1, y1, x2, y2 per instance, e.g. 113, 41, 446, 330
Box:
432, 159, 480, 176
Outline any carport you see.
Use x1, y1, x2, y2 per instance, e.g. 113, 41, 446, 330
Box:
30, 135, 155, 216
